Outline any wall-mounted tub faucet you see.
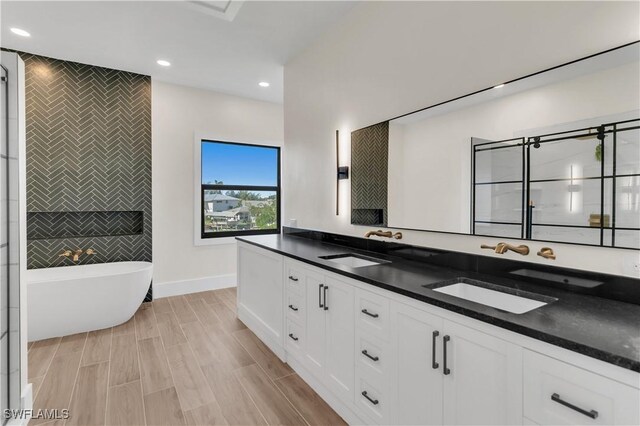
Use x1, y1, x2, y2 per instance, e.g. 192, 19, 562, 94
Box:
58, 248, 97, 263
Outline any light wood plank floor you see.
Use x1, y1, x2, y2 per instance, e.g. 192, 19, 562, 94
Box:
28, 288, 346, 426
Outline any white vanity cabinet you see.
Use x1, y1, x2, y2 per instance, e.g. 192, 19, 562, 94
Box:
236, 242, 284, 356
392, 303, 522, 425
237, 241, 640, 426
283, 257, 356, 404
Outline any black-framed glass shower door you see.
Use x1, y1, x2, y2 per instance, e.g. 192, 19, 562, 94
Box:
471, 137, 526, 239
526, 119, 639, 249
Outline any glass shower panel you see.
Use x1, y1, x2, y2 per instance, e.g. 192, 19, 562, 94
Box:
529, 178, 612, 228
475, 143, 523, 183
475, 183, 524, 223
614, 127, 639, 176
529, 136, 605, 181
531, 225, 601, 245
0, 63, 9, 424
614, 175, 640, 229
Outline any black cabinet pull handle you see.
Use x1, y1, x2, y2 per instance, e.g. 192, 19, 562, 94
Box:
432, 330, 440, 369
288, 333, 298, 341
289, 276, 298, 282
443, 335, 450, 375
361, 349, 379, 362
323, 286, 329, 311
361, 309, 379, 318
288, 305, 298, 312
361, 391, 379, 406
318, 284, 324, 309
551, 393, 598, 419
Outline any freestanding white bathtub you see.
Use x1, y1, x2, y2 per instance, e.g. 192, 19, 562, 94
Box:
27, 261, 153, 341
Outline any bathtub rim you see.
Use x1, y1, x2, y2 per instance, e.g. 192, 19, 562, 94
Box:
26, 261, 153, 284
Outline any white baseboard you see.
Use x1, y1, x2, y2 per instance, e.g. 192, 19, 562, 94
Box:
237, 304, 285, 361
153, 274, 236, 298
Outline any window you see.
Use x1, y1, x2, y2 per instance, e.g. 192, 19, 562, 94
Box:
200, 139, 281, 238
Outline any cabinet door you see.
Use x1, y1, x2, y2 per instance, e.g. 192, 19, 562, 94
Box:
394, 302, 445, 425
304, 269, 326, 379
324, 276, 355, 404
237, 244, 283, 346
442, 320, 522, 425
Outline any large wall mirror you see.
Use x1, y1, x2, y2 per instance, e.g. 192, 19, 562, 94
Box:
351, 42, 640, 249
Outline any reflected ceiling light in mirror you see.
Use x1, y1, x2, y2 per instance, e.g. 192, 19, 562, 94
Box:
10, 28, 31, 37
156, 59, 171, 67
493, 84, 505, 89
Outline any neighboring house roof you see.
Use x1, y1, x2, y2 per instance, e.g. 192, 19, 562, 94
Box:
243, 199, 274, 207
205, 193, 240, 202
207, 206, 250, 218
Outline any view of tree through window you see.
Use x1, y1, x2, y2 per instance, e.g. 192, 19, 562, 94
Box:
201, 140, 280, 237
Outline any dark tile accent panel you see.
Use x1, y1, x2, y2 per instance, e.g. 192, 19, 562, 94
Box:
282, 226, 640, 306
17, 52, 152, 299
27, 211, 144, 240
351, 122, 388, 226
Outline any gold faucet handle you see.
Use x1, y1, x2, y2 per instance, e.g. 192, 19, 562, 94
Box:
58, 250, 72, 257
480, 244, 497, 250
537, 247, 556, 260
86, 249, 98, 255
393, 232, 403, 240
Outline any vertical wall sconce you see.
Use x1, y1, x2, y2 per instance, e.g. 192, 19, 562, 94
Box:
336, 130, 349, 215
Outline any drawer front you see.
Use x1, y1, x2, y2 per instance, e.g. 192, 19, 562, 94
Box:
523, 350, 639, 425
355, 373, 390, 425
285, 265, 305, 297
356, 330, 390, 380
285, 293, 304, 324
356, 288, 390, 340
285, 319, 305, 359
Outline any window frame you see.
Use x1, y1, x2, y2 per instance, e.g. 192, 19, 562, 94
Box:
198, 138, 281, 241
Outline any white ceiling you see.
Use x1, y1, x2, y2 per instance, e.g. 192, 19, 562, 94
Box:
0, 1, 358, 103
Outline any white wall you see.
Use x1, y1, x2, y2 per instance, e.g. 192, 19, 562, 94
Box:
152, 81, 283, 294
284, 1, 640, 277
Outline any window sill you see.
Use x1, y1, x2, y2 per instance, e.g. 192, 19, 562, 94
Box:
194, 236, 237, 246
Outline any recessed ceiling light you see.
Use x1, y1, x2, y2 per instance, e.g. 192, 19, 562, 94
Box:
493, 84, 505, 89
10, 28, 30, 37
258, 82, 270, 88
156, 59, 171, 67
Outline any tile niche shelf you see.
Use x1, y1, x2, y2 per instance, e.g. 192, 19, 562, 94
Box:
27, 210, 144, 241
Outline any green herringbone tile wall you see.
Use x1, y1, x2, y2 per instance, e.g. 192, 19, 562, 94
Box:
20, 53, 152, 272
351, 121, 389, 226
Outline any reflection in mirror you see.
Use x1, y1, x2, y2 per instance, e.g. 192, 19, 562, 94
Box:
352, 42, 640, 248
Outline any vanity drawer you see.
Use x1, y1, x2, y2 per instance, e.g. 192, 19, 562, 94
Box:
285, 319, 305, 358
285, 264, 305, 297
523, 350, 639, 425
285, 293, 304, 324
356, 288, 390, 340
356, 330, 390, 380
355, 373, 390, 425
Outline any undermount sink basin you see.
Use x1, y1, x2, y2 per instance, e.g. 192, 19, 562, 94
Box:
426, 279, 556, 314
318, 253, 390, 268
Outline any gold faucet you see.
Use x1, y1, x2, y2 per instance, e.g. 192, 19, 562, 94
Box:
481, 243, 530, 255
58, 248, 97, 263
58, 250, 72, 259
365, 230, 403, 239
72, 249, 84, 262
537, 247, 556, 260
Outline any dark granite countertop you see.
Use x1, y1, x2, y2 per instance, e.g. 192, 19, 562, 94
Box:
237, 233, 640, 373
